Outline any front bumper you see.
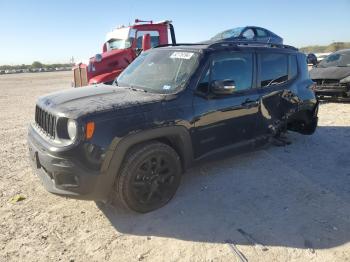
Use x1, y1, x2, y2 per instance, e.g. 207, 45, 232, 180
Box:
315, 86, 350, 98
27, 125, 112, 201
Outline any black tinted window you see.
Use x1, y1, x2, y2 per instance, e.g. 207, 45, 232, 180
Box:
256, 29, 268, 37
136, 31, 160, 49
211, 52, 253, 91
290, 55, 298, 79
260, 53, 288, 87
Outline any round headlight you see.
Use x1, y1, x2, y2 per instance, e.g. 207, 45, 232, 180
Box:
67, 119, 78, 140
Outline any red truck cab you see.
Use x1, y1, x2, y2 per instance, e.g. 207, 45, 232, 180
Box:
73, 19, 176, 87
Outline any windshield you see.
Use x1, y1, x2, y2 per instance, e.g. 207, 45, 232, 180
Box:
106, 28, 135, 50
117, 49, 200, 94
211, 27, 244, 41
318, 51, 350, 68
107, 38, 133, 50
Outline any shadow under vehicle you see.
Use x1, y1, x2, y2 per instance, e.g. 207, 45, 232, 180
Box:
98, 125, 350, 251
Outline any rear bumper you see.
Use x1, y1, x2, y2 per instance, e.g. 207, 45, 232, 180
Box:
27, 125, 113, 201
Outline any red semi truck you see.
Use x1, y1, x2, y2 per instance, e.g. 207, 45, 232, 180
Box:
72, 19, 176, 87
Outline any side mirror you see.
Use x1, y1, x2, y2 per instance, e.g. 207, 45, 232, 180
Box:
102, 43, 107, 53
142, 34, 151, 51
94, 53, 102, 62
210, 80, 236, 95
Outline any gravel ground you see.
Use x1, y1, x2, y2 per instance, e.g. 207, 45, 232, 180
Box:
1, 71, 350, 262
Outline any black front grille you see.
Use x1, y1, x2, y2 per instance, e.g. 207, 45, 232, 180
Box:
35, 106, 57, 138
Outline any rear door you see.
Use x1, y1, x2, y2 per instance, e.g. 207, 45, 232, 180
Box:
192, 51, 261, 158
255, 51, 299, 137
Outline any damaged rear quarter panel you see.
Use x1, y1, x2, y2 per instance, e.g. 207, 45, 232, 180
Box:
258, 79, 316, 136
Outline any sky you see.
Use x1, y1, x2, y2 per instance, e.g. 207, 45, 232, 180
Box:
1, 0, 350, 65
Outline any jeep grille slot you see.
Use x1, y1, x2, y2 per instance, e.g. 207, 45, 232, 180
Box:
35, 106, 56, 138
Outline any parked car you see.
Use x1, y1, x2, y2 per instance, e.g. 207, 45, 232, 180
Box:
27, 40, 318, 213
315, 52, 331, 63
310, 49, 350, 100
210, 26, 283, 45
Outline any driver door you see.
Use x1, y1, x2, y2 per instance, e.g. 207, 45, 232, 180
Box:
192, 51, 260, 158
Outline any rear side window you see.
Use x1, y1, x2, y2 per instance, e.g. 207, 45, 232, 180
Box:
256, 29, 268, 37
260, 53, 288, 87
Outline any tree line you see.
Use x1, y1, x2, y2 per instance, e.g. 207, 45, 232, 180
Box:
0, 61, 73, 71
300, 42, 350, 53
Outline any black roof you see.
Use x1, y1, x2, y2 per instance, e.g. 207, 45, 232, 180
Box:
156, 40, 298, 52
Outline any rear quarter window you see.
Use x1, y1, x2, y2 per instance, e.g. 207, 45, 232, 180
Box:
289, 55, 298, 79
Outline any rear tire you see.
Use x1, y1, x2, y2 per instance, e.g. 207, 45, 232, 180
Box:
114, 141, 182, 213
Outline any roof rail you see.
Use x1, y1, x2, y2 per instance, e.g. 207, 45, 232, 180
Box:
154, 40, 298, 51
207, 40, 298, 50
155, 43, 208, 48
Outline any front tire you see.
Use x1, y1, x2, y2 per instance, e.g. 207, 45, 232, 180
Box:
114, 142, 182, 213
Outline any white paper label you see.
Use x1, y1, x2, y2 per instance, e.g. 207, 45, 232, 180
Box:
170, 52, 194, 60
163, 85, 171, 90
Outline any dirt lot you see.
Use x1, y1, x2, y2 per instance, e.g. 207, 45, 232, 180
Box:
1, 71, 350, 262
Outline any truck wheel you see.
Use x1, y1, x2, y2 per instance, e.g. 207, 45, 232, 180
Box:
115, 142, 182, 213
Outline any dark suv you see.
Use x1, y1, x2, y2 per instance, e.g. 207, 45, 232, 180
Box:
27, 41, 318, 213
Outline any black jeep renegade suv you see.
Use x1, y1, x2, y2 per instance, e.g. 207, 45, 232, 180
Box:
28, 41, 318, 213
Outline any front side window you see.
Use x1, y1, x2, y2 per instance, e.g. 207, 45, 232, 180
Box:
106, 28, 135, 50
197, 52, 253, 93
117, 49, 200, 94
242, 29, 255, 40
136, 31, 160, 49
260, 53, 288, 87
211, 52, 253, 91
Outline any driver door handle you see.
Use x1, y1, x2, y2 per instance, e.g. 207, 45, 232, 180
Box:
241, 99, 259, 108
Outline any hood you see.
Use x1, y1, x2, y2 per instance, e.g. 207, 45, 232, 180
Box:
37, 84, 164, 118
310, 66, 350, 80
90, 48, 127, 63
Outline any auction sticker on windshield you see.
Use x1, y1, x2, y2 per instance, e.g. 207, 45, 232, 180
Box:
170, 52, 194, 59
162, 85, 171, 90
